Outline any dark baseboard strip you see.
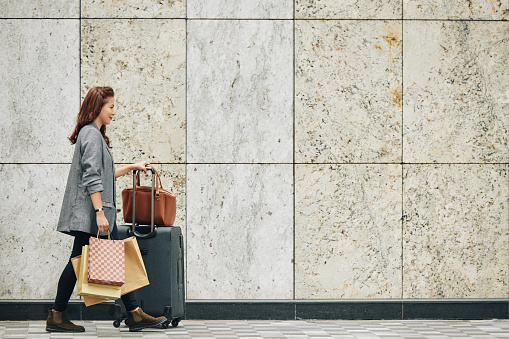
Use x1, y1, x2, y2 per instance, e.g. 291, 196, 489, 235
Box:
0, 300, 507, 321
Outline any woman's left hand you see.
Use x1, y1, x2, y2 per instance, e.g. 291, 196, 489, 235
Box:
132, 161, 151, 173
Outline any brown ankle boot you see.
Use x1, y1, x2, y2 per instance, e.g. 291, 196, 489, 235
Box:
127, 308, 167, 332
46, 310, 85, 332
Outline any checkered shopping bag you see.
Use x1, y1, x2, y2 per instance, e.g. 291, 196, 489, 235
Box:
88, 235, 125, 287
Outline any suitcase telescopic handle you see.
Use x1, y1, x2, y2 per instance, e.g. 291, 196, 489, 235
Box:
129, 167, 157, 239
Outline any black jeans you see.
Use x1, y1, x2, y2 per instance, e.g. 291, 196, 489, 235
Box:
52, 223, 138, 312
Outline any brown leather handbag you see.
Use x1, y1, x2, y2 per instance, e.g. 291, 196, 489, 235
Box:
122, 167, 176, 226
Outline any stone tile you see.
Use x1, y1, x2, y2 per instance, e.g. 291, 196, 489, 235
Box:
0, 0, 79, 18
295, 20, 402, 163
0, 19, 79, 163
186, 164, 293, 299
82, 0, 185, 18
187, 20, 293, 163
404, 0, 509, 20
81, 19, 186, 163
403, 164, 509, 298
295, 0, 402, 19
0, 164, 73, 299
403, 21, 509, 163
188, 0, 292, 18
295, 164, 402, 299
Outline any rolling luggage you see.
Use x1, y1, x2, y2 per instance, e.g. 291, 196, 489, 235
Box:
113, 168, 185, 329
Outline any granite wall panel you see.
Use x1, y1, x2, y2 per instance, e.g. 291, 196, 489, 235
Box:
81, 0, 185, 18
188, 0, 292, 18
0, 19, 79, 163
0, 165, 73, 299
295, 164, 402, 299
187, 20, 293, 163
186, 164, 293, 299
403, 21, 509, 163
404, 0, 509, 20
81, 19, 186, 164
0, 0, 79, 18
403, 164, 508, 298
295, 0, 402, 19
295, 20, 402, 163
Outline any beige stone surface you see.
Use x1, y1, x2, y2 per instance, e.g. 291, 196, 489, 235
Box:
0, 164, 73, 299
188, 0, 292, 18
0, 0, 79, 18
404, 0, 509, 20
296, 20, 402, 163
295, 0, 402, 19
0, 19, 79, 163
82, 0, 185, 18
187, 20, 293, 163
186, 164, 293, 299
403, 21, 509, 163
403, 164, 508, 298
81, 19, 186, 163
295, 164, 402, 299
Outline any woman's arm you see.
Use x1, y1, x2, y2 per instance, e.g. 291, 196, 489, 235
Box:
90, 191, 109, 233
115, 161, 151, 178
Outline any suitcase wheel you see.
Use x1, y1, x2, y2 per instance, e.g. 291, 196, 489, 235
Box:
171, 318, 180, 327
113, 320, 121, 328
125, 319, 129, 326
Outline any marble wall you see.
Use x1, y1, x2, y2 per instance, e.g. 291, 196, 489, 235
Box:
0, 1, 507, 301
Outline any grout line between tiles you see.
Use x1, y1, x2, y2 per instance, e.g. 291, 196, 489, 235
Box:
401, 5, 404, 301
292, 1, 296, 302
185, 9, 188, 302
3, 162, 509, 165
2, 17, 508, 22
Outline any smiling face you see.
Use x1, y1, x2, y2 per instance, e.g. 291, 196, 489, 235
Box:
96, 96, 115, 127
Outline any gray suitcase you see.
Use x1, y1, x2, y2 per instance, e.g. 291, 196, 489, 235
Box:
113, 168, 185, 328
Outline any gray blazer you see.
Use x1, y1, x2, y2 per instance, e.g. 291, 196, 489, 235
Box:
57, 122, 117, 235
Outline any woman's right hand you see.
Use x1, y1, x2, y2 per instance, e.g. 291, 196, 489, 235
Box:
96, 212, 109, 233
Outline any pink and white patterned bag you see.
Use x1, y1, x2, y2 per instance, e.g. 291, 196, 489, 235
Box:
88, 236, 125, 287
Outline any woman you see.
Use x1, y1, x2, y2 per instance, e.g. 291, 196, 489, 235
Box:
46, 86, 166, 333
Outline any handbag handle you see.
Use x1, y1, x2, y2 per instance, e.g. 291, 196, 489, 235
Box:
135, 167, 163, 191
130, 167, 157, 239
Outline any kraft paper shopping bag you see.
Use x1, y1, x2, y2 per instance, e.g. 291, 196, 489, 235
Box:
71, 255, 108, 307
122, 236, 149, 294
77, 245, 121, 300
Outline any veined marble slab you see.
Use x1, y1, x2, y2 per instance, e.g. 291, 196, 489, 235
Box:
0, 0, 79, 18
295, 0, 402, 19
0, 165, 73, 299
404, 0, 509, 20
0, 19, 79, 163
296, 20, 402, 163
188, 0, 292, 18
187, 20, 293, 164
403, 164, 508, 298
295, 164, 402, 299
403, 21, 509, 163
81, 19, 186, 163
186, 164, 293, 299
82, 0, 185, 18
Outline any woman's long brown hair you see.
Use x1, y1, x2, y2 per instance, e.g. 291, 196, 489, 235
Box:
69, 86, 114, 148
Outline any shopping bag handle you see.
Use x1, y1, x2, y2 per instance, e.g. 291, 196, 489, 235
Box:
97, 229, 111, 239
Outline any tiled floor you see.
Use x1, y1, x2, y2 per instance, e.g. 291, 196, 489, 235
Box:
1, 319, 509, 338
